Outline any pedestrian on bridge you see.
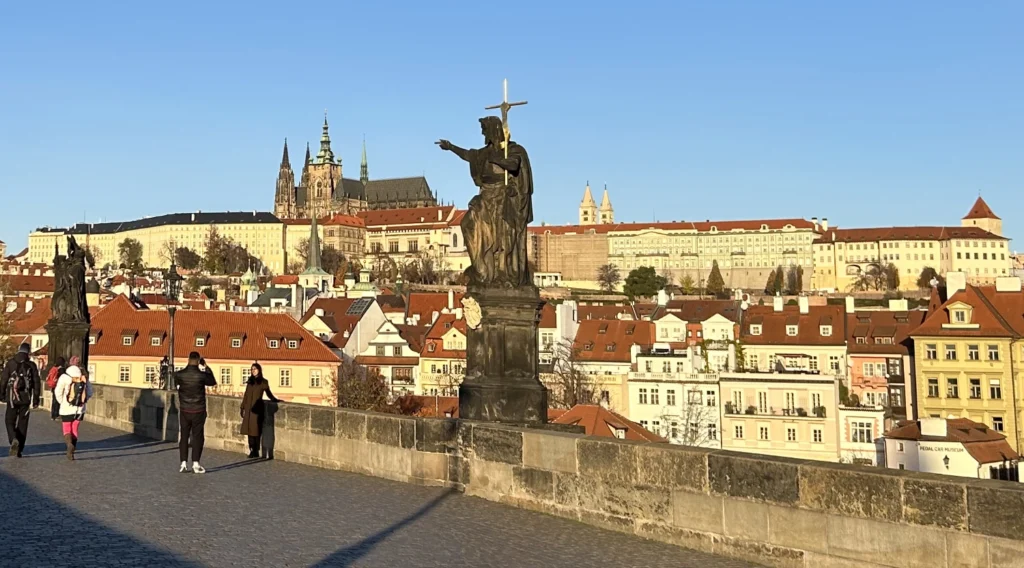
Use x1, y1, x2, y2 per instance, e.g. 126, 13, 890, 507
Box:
55, 364, 92, 460
1, 343, 41, 458
240, 362, 279, 459
175, 351, 216, 474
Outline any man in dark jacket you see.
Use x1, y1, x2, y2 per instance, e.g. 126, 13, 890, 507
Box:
0, 344, 42, 457
175, 351, 216, 473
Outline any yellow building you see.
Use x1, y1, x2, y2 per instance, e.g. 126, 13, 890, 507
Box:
361, 205, 469, 276
719, 371, 840, 462
87, 295, 342, 406
29, 212, 290, 274
910, 275, 1024, 451
812, 197, 1010, 292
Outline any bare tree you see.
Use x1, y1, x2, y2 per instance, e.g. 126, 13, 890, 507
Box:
658, 388, 719, 447
0, 281, 16, 365
546, 340, 603, 409
327, 361, 397, 413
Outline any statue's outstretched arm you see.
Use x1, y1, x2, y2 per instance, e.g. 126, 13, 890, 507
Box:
436, 140, 470, 161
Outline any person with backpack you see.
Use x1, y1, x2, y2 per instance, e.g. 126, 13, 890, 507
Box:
54, 365, 92, 460
46, 356, 67, 420
175, 351, 216, 474
0, 343, 42, 458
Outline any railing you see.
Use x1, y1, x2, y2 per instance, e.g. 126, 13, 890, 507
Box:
630, 372, 719, 382
723, 404, 828, 418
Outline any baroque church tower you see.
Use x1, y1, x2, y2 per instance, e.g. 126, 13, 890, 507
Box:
599, 184, 614, 224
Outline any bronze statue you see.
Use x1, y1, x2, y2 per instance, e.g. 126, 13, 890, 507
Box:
51, 236, 90, 323
437, 116, 533, 287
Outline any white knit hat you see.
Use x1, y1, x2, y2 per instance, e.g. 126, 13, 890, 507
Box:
66, 366, 83, 378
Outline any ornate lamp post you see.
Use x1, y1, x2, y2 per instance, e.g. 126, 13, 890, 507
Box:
164, 261, 183, 390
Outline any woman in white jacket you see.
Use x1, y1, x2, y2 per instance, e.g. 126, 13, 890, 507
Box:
55, 365, 93, 460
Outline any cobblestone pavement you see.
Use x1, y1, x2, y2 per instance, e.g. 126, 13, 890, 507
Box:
0, 411, 758, 568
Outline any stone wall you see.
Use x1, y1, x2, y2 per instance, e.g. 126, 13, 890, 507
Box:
85, 384, 1024, 568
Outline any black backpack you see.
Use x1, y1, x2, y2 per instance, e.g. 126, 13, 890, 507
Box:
8, 361, 34, 405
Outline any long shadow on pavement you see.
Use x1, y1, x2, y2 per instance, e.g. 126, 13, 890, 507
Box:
0, 469, 200, 568
311, 490, 456, 567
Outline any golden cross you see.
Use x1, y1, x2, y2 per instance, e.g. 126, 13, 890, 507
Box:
485, 78, 527, 183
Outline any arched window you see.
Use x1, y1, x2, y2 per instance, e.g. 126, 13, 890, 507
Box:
452, 233, 459, 248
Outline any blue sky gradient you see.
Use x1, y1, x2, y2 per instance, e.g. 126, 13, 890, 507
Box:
2, 1, 1022, 251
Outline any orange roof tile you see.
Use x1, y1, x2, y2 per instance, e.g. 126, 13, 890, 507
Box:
573, 319, 653, 362
846, 310, 927, 355
422, 314, 466, 360
539, 302, 556, 329
394, 324, 429, 354
406, 292, 463, 324
911, 285, 1024, 338
359, 206, 454, 228
886, 418, 1019, 464
89, 296, 340, 363
552, 404, 666, 442
0, 274, 54, 293
741, 304, 846, 346
7, 297, 51, 334
963, 197, 1000, 220
813, 226, 1005, 244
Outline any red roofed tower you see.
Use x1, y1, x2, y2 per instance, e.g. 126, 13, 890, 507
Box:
962, 196, 1002, 236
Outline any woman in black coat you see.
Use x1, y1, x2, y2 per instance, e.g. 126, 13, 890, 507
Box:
239, 362, 279, 458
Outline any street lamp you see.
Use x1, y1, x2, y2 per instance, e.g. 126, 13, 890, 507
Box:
164, 261, 183, 390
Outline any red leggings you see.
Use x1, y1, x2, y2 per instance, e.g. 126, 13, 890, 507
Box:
61, 420, 81, 438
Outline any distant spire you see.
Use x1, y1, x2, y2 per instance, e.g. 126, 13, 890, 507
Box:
581, 182, 596, 206
280, 138, 291, 169
305, 204, 324, 273
304, 142, 311, 166
360, 136, 369, 184
316, 112, 335, 164
600, 184, 613, 210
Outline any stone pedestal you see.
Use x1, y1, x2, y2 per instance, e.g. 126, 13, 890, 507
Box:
459, 285, 548, 425
44, 320, 90, 370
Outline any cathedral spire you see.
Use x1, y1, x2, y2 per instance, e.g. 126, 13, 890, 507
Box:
360, 136, 369, 184
316, 111, 336, 164
306, 211, 324, 273
304, 142, 311, 167
280, 138, 291, 169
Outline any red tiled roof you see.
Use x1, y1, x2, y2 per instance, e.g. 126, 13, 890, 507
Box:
552, 404, 666, 442
577, 304, 633, 321
359, 206, 454, 228
741, 304, 846, 346
0, 274, 54, 293
911, 285, 1024, 338
529, 218, 814, 236
539, 302, 556, 329
7, 297, 52, 334
658, 299, 742, 323
89, 296, 340, 363
846, 310, 927, 355
886, 418, 1019, 464
271, 275, 299, 286
376, 294, 406, 313
573, 319, 653, 362
406, 292, 463, 325
394, 324, 429, 354
963, 197, 1000, 220
422, 314, 466, 360
813, 226, 1005, 244
449, 210, 467, 226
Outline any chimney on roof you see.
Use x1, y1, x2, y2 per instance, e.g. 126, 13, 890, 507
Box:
315, 308, 325, 317
811, 217, 819, 231
447, 289, 454, 310
773, 296, 784, 312
431, 310, 439, 324
845, 296, 855, 314
888, 298, 909, 311
995, 276, 1022, 293
656, 289, 668, 306
920, 417, 947, 438
25, 300, 32, 313
191, 213, 196, 222
438, 209, 443, 221
798, 296, 809, 314
946, 271, 967, 295
821, 218, 829, 231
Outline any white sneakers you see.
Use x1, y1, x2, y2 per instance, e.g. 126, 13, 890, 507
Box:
180, 461, 206, 474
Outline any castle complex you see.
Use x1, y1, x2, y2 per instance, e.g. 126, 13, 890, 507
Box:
273, 115, 437, 219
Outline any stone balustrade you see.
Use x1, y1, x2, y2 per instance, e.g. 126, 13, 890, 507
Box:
84, 383, 1024, 568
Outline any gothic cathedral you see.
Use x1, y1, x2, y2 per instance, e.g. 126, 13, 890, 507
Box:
274, 115, 439, 219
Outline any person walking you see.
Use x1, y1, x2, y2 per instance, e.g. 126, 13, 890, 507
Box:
54, 365, 92, 460
175, 351, 216, 473
0, 343, 42, 458
45, 356, 67, 420
240, 362, 279, 459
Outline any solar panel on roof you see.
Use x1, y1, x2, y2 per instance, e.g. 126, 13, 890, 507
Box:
346, 297, 373, 316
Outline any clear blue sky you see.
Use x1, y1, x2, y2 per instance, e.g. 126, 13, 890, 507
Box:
2, 1, 1022, 252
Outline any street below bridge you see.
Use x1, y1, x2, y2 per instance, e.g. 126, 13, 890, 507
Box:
0, 411, 757, 567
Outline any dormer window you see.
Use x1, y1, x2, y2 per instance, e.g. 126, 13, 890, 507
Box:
786, 325, 798, 336
953, 310, 967, 323
605, 343, 616, 352
268, 339, 279, 349
820, 325, 832, 337
428, 343, 436, 353
444, 322, 452, 329
856, 337, 867, 344
151, 336, 161, 346
231, 338, 242, 348
123, 336, 133, 346
584, 342, 594, 351
195, 337, 206, 347
287, 340, 298, 349
750, 324, 762, 336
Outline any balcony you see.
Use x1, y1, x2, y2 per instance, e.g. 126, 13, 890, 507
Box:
630, 371, 718, 382
723, 403, 827, 418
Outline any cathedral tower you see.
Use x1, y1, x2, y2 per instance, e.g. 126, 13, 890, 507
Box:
599, 184, 614, 224
360, 138, 369, 184
274, 139, 295, 218
305, 113, 343, 218
579, 182, 598, 225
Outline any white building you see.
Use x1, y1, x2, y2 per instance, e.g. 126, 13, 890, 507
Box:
627, 368, 721, 449
354, 320, 422, 396
884, 418, 1019, 481
837, 405, 886, 466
